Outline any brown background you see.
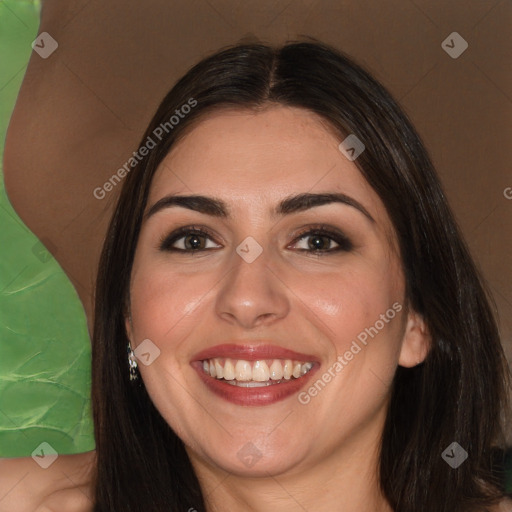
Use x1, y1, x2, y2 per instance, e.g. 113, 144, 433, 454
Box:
4, 0, 512, 366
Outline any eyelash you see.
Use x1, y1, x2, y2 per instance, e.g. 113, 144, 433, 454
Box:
158, 224, 353, 255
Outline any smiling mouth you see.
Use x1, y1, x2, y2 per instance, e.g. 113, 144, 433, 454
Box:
201, 357, 315, 387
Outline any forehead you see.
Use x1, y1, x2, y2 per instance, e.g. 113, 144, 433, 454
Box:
148, 106, 385, 223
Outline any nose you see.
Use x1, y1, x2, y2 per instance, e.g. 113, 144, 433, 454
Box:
215, 246, 290, 329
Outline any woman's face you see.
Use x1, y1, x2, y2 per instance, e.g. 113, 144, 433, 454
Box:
126, 106, 428, 478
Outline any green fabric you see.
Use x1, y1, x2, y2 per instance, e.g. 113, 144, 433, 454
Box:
0, 0, 95, 457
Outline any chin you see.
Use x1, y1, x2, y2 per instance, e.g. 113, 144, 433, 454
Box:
203, 447, 307, 478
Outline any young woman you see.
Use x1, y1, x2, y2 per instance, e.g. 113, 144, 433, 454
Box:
91, 40, 511, 511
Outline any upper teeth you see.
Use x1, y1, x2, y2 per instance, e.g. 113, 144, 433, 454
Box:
202, 358, 314, 382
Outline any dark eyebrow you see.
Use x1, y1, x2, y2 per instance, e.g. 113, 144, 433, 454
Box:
144, 192, 375, 223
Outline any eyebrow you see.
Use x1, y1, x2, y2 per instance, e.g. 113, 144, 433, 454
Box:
144, 192, 375, 223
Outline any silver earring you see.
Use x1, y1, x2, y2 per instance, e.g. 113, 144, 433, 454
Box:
127, 344, 139, 381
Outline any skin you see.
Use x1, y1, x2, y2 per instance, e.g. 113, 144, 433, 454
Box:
0, 451, 95, 512
124, 105, 431, 512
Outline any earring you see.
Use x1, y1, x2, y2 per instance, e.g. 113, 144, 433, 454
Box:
127, 344, 139, 381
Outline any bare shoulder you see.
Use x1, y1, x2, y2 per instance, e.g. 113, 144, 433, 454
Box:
487, 498, 512, 512
0, 450, 96, 512
36, 484, 94, 512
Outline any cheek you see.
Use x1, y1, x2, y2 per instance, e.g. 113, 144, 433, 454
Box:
291, 264, 404, 422
292, 255, 404, 353
129, 266, 212, 344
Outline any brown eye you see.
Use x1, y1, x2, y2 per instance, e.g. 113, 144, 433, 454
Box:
159, 227, 221, 252
290, 226, 353, 253
159, 224, 353, 255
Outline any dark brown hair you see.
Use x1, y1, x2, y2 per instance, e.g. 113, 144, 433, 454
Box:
91, 39, 511, 511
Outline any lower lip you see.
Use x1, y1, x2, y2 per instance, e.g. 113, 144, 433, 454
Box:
191, 361, 319, 406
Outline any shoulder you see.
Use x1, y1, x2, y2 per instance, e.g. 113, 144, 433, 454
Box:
37, 450, 96, 512
487, 498, 512, 512
36, 485, 94, 512
0, 450, 96, 512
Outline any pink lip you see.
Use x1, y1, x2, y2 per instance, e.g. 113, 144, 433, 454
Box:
190, 343, 320, 406
191, 343, 320, 363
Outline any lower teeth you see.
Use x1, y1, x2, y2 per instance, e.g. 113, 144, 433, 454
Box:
224, 378, 289, 387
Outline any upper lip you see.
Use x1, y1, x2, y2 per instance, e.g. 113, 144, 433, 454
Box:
192, 343, 320, 363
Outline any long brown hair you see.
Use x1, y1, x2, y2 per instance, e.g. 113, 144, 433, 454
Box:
91, 39, 511, 511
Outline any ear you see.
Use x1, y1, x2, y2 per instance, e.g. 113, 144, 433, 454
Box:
398, 309, 430, 367
124, 310, 134, 348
